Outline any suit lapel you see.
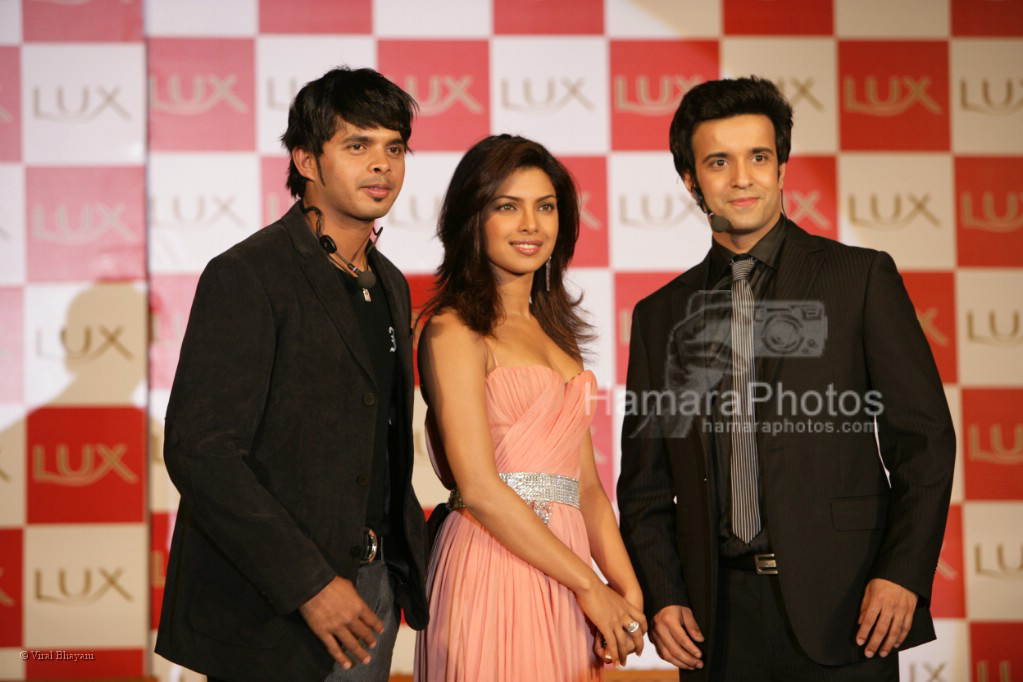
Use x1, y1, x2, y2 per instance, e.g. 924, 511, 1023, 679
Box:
282, 203, 376, 387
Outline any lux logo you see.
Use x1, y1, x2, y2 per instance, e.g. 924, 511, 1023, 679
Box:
967, 311, 1023, 347
149, 74, 248, 115
618, 193, 699, 228
775, 77, 825, 111
843, 76, 942, 116
977, 661, 1013, 682
578, 191, 602, 232
33, 86, 130, 122
614, 75, 701, 116
916, 307, 950, 347
38, 324, 133, 362
961, 191, 1023, 233
265, 76, 301, 111
402, 75, 482, 116
968, 424, 1023, 464
785, 190, 830, 230
35, 568, 133, 604
31, 203, 136, 245
906, 662, 949, 682
150, 195, 244, 231
501, 78, 593, 112
387, 195, 442, 227
0, 569, 13, 607
33, 443, 138, 486
974, 543, 1023, 579
960, 78, 1023, 115
847, 193, 939, 229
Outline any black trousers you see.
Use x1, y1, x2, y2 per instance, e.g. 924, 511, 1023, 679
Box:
703, 567, 899, 681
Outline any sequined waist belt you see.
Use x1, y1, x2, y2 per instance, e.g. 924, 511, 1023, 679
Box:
448, 472, 580, 525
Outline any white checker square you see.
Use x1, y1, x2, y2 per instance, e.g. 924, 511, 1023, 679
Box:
944, 386, 964, 506
835, 0, 950, 37
0, 0, 21, 45
0, 404, 26, 527
23, 282, 148, 409
146, 0, 257, 36
256, 36, 376, 155
964, 501, 1023, 620
721, 38, 838, 154
24, 524, 147, 647
838, 153, 955, 271
565, 268, 614, 389
491, 38, 609, 155
382, 151, 459, 275
952, 39, 1023, 155
148, 152, 260, 275
0, 649, 25, 681
606, 0, 721, 38
897, 619, 969, 682
609, 151, 711, 271
0, 164, 25, 285
373, 0, 491, 37
956, 269, 1023, 386
21, 44, 145, 165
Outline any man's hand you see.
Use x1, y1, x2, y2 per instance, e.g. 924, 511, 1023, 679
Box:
299, 577, 384, 670
856, 578, 917, 659
650, 605, 705, 671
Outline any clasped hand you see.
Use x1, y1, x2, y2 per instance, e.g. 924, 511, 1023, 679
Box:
579, 582, 647, 666
857, 578, 917, 659
299, 576, 385, 670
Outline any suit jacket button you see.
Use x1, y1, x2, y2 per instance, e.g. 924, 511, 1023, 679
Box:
363, 392, 376, 406
350, 546, 362, 559
357, 474, 369, 486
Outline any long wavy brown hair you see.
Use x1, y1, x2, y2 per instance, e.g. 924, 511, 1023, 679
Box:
419, 134, 592, 360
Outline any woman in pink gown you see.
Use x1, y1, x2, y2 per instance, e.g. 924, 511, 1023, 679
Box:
414, 135, 647, 681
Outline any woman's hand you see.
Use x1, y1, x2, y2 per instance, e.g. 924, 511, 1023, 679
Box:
578, 579, 647, 665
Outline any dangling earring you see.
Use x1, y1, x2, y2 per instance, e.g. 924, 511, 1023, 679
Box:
545, 256, 552, 293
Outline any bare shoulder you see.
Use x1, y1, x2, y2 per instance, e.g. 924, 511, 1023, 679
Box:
420, 310, 488, 373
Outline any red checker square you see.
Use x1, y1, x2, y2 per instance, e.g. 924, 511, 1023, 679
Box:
782, 155, 838, 242
261, 154, 294, 227
23, 0, 142, 42
0, 288, 23, 403
151, 511, 173, 630
839, 41, 949, 151
901, 272, 957, 385
962, 389, 1023, 500
149, 38, 255, 152
589, 388, 615, 504
26, 166, 146, 282
956, 157, 1023, 268
379, 41, 489, 152
408, 274, 438, 387
970, 622, 1023, 681
611, 41, 719, 151
0, 528, 22, 647
27, 406, 146, 523
26, 649, 143, 679
0, 47, 21, 162
931, 504, 965, 618
953, 0, 1023, 36
561, 156, 608, 267
149, 275, 200, 391
724, 0, 833, 35
615, 272, 681, 385
259, 0, 371, 34
494, 0, 603, 34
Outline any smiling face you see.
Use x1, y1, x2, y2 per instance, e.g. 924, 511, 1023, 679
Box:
483, 166, 559, 285
295, 120, 406, 229
684, 113, 786, 243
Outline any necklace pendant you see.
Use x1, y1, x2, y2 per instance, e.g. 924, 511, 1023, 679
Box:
362, 288, 372, 302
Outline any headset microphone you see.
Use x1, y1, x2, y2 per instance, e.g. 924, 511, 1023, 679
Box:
692, 180, 734, 234
303, 202, 378, 289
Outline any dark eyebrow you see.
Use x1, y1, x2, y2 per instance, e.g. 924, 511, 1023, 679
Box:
341, 134, 406, 147
701, 151, 729, 164
492, 194, 557, 202
751, 147, 774, 155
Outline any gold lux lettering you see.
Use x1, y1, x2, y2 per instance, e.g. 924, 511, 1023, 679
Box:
500, 78, 594, 112
32, 443, 138, 486
34, 567, 133, 604
966, 311, 1023, 347
968, 424, 1023, 464
843, 76, 942, 116
149, 74, 248, 115
846, 193, 939, 229
403, 75, 482, 116
961, 192, 1023, 233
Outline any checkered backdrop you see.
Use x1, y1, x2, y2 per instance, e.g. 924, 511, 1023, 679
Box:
0, 0, 1021, 679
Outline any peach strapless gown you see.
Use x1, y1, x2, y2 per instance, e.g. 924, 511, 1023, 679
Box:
414, 364, 602, 682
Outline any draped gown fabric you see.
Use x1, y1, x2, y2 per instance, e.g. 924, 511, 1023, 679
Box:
414, 364, 602, 682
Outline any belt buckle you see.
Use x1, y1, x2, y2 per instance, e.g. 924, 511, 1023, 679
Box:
754, 553, 778, 575
364, 528, 379, 563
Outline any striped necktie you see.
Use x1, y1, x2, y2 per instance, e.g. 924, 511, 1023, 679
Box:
730, 256, 761, 543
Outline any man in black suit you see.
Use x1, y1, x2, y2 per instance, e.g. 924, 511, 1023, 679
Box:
617, 77, 955, 680
156, 67, 428, 682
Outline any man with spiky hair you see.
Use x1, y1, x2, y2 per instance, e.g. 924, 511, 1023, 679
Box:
157, 67, 428, 682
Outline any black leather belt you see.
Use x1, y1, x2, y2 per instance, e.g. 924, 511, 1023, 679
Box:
361, 528, 382, 563
720, 552, 778, 575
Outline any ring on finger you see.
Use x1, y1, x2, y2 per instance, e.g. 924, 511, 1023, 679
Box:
624, 620, 641, 634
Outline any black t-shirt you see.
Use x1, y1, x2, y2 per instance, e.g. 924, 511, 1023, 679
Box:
333, 266, 396, 537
